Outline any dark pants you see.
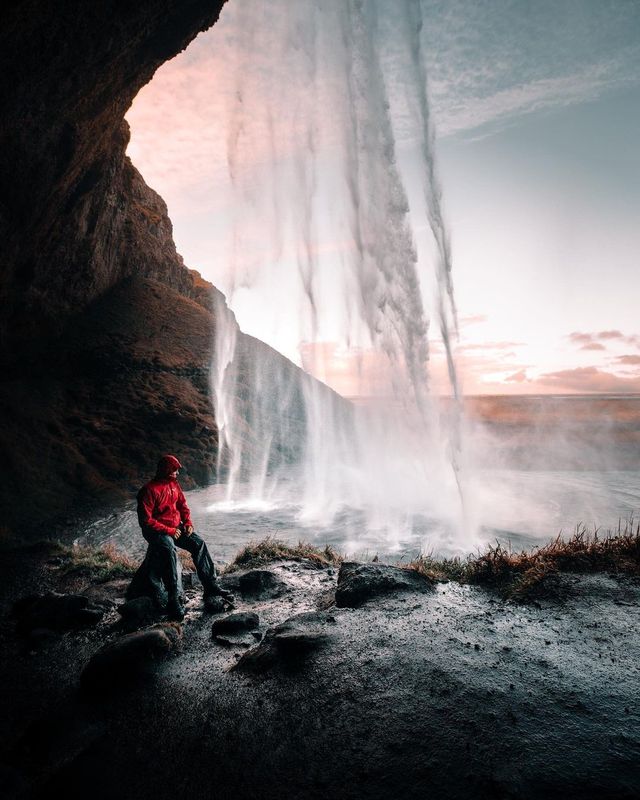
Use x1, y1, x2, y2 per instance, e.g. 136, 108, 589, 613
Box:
141, 528, 218, 601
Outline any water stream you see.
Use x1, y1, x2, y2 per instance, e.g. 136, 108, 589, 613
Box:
210, 0, 470, 552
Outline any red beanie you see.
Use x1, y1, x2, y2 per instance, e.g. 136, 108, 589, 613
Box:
156, 454, 182, 478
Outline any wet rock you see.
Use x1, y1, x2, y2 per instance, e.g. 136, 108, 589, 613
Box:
80, 622, 182, 691
212, 612, 260, 636
235, 612, 333, 673
212, 612, 260, 648
274, 620, 328, 657
13, 592, 105, 633
204, 596, 227, 614
117, 597, 159, 632
335, 562, 435, 608
214, 632, 259, 649
239, 569, 288, 600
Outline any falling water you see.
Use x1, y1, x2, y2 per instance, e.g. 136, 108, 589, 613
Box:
211, 0, 473, 553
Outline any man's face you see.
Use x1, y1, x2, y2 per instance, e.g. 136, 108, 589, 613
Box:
170, 469, 179, 479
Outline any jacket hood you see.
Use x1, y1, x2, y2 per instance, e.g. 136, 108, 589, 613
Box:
155, 454, 182, 479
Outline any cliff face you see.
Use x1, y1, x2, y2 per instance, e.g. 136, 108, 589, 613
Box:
0, 1, 226, 357
0, 1, 234, 530
0, 1, 345, 533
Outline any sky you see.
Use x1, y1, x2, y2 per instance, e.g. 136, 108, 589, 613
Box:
125, 0, 640, 396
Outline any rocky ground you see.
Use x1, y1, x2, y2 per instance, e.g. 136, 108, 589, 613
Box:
1, 541, 639, 800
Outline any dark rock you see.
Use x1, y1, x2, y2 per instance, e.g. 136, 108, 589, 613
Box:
274, 622, 328, 657
76, 607, 105, 626
117, 597, 159, 632
335, 562, 435, 608
13, 593, 104, 633
80, 622, 182, 691
25, 628, 61, 651
83, 578, 130, 607
239, 570, 287, 600
214, 633, 258, 649
235, 612, 333, 673
150, 621, 183, 647
212, 612, 260, 636
203, 596, 227, 615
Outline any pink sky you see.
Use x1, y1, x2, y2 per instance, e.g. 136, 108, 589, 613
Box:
125, 3, 640, 396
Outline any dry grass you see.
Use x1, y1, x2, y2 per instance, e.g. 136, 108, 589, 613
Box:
224, 536, 343, 574
405, 520, 640, 601
54, 542, 137, 583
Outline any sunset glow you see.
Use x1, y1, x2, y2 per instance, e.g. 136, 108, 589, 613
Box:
126, 0, 640, 396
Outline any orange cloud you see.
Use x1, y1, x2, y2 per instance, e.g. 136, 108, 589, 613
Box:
505, 369, 528, 383
538, 367, 640, 393
568, 332, 593, 344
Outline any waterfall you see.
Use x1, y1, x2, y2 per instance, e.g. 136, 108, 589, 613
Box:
210, 0, 473, 551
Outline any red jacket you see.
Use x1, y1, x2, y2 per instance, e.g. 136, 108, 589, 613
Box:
137, 477, 193, 537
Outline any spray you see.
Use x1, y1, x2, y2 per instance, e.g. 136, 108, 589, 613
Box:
211, 0, 471, 552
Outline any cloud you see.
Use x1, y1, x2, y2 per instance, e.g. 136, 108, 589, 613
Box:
538, 367, 640, 393
505, 369, 528, 383
417, 0, 640, 138
598, 330, 624, 340
617, 355, 640, 365
433, 64, 637, 138
569, 330, 638, 348
569, 332, 594, 344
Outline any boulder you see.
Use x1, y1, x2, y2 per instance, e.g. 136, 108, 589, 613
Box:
203, 596, 227, 615
13, 593, 104, 633
335, 562, 435, 608
211, 612, 260, 636
235, 612, 333, 673
212, 612, 260, 648
239, 570, 287, 600
117, 597, 159, 632
80, 622, 182, 691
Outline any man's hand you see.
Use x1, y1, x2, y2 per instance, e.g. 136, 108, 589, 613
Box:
173, 528, 182, 539
184, 525, 194, 536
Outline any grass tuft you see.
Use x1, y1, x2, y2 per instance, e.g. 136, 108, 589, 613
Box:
54, 542, 137, 583
404, 519, 640, 601
224, 536, 343, 574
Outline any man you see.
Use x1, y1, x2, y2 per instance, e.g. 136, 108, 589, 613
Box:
136, 454, 234, 621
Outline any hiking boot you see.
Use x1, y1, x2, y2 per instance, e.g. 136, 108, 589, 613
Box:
166, 595, 185, 622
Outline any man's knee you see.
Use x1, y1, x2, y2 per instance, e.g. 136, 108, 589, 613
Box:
180, 532, 206, 553
189, 532, 205, 548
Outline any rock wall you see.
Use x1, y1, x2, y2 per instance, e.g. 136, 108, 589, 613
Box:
0, 2, 350, 534
0, 1, 226, 358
